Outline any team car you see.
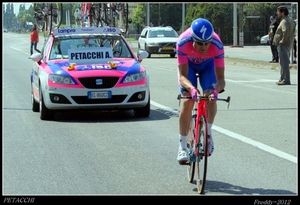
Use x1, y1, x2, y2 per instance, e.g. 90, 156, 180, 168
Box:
29, 27, 150, 120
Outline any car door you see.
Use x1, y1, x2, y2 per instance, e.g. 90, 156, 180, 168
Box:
139, 28, 148, 50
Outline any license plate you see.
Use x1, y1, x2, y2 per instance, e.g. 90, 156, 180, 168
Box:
163, 46, 173, 50
88, 91, 111, 99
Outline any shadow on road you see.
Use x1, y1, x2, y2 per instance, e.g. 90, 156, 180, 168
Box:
190, 180, 296, 195
54, 108, 176, 122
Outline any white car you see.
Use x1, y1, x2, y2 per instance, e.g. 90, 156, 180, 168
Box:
138, 26, 178, 58
260, 34, 269, 45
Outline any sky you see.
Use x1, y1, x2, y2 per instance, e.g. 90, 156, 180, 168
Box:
3, 3, 32, 15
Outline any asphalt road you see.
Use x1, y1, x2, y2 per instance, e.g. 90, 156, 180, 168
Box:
2, 32, 298, 202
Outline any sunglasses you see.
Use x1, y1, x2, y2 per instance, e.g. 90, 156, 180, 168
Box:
195, 41, 211, 46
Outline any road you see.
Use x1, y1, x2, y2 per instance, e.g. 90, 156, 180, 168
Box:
2, 33, 298, 202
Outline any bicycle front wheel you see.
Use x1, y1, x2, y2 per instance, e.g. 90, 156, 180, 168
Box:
195, 116, 208, 194
186, 114, 196, 183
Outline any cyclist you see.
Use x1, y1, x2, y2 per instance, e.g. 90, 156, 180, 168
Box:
176, 18, 226, 163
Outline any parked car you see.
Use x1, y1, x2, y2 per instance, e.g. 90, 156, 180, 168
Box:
138, 26, 178, 58
3, 28, 8, 33
29, 27, 150, 120
260, 34, 269, 45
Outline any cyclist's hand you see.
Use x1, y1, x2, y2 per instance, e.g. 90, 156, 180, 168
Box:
208, 89, 218, 102
190, 87, 199, 100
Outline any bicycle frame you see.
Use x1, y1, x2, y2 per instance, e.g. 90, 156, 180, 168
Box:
194, 96, 208, 157
178, 93, 230, 194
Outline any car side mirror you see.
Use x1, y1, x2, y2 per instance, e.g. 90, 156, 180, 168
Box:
137, 50, 149, 62
29, 53, 42, 62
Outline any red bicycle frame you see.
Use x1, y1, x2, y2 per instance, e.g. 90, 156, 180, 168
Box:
194, 96, 208, 157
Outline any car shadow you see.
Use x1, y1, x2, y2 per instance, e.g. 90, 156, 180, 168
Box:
54, 108, 177, 123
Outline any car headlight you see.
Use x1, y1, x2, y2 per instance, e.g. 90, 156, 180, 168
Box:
49, 74, 75, 84
123, 72, 145, 83
147, 42, 159, 46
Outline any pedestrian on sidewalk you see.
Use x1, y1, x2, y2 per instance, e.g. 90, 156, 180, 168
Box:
268, 15, 279, 63
30, 24, 41, 56
273, 5, 295, 85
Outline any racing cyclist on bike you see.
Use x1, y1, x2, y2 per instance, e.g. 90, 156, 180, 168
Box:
176, 18, 226, 163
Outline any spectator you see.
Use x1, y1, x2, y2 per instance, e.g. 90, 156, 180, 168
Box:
293, 19, 297, 64
268, 15, 279, 63
30, 24, 41, 56
273, 5, 295, 85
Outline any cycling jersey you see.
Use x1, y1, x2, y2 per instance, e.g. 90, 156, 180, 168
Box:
176, 28, 224, 68
176, 28, 224, 92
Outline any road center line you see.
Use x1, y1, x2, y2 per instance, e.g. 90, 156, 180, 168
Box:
151, 100, 297, 164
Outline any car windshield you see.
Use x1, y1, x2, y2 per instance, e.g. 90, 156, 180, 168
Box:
148, 29, 178, 38
49, 35, 133, 60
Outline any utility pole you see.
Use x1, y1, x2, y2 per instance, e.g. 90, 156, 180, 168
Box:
147, 3, 150, 26
233, 3, 238, 46
182, 3, 185, 33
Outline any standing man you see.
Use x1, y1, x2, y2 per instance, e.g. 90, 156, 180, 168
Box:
268, 15, 279, 63
273, 5, 295, 85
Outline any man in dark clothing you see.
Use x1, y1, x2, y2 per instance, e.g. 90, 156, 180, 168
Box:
268, 15, 279, 63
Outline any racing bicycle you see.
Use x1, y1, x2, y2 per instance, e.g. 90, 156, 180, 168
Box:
177, 85, 230, 194
33, 3, 63, 33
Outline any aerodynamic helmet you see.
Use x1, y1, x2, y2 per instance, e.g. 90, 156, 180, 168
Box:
191, 18, 214, 43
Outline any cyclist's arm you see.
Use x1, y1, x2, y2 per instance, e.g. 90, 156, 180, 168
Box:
214, 66, 225, 93
178, 64, 194, 92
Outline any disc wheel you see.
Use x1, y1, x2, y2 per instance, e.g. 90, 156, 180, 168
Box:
195, 116, 208, 194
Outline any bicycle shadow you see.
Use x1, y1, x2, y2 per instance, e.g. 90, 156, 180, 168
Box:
190, 180, 296, 195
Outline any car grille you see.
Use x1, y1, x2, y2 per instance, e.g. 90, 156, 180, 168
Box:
78, 77, 119, 89
159, 43, 176, 48
71, 95, 127, 104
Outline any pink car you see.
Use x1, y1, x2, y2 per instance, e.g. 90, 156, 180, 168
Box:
29, 27, 150, 120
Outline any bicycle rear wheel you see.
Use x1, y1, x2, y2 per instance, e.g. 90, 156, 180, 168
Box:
186, 112, 196, 182
195, 116, 208, 194
51, 3, 63, 28
34, 3, 45, 31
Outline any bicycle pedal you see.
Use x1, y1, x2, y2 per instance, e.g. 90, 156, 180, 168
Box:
178, 160, 190, 165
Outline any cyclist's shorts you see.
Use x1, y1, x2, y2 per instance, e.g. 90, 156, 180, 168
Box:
178, 58, 217, 94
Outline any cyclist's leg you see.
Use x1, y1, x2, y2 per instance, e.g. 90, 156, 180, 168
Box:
198, 58, 217, 124
198, 58, 216, 155
177, 62, 197, 163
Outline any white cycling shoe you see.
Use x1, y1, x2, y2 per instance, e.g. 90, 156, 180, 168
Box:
177, 149, 189, 163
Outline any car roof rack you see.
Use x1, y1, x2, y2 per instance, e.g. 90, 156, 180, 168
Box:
53, 27, 121, 36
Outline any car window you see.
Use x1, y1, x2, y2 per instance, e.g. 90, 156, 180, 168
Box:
148, 29, 178, 38
49, 36, 133, 60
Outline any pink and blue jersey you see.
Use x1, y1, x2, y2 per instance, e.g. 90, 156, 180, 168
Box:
176, 28, 224, 92
176, 28, 224, 67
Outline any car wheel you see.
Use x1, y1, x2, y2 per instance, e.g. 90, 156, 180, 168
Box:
134, 94, 150, 117
31, 85, 39, 112
170, 53, 175, 58
39, 85, 55, 120
145, 44, 151, 58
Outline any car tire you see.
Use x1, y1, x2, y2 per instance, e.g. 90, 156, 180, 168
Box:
134, 94, 150, 117
31, 85, 39, 112
39, 85, 55, 121
145, 44, 151, 58
170, 54, 175, 58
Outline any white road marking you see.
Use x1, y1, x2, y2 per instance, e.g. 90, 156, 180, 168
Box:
150, 100, 297, 164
